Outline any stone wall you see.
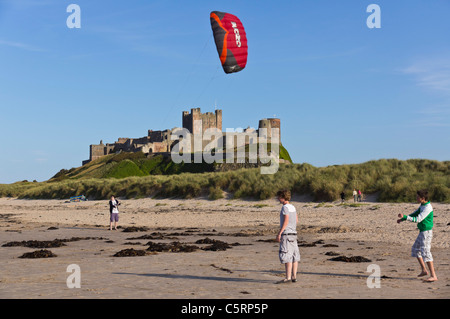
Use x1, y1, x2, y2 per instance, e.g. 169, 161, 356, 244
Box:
83, 108, 280, 165
182, 108, 222, 134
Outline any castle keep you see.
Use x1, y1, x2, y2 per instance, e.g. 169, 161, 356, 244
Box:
83, 108, 280, 165
183, 108, 222, 135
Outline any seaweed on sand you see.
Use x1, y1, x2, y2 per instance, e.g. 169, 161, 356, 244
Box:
113, 248, 147, 257
19, 249, 57, 258
146, 241, 199, 253
328, 255, 372, 262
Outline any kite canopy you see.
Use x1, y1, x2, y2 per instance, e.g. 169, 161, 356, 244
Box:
210, 11, 248, 74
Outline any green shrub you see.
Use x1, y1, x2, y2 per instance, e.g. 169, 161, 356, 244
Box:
208, 186, 224, 200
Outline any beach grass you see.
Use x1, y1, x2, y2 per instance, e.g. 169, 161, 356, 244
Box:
1, 158, 448, 203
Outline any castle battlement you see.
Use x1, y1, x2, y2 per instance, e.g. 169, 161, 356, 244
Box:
82, 108, 280, 165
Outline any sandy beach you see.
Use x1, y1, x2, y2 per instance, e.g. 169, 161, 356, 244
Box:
0, 196, 448, 299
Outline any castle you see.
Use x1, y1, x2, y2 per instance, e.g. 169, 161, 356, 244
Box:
83, 108, 281, 165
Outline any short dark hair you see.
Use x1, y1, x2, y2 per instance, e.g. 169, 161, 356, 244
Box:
276, 190, 291, 201
417, 189, 429, 201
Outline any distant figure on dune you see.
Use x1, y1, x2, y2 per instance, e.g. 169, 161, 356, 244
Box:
340, 191, 345, 203
353, 189, 357, 202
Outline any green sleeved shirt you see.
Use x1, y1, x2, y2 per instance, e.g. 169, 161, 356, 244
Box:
402, 201, 433, 232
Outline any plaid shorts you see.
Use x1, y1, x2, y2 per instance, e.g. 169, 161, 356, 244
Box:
411, 230, 433, 262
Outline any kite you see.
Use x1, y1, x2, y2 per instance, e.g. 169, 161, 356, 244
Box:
210, 11, 248, 74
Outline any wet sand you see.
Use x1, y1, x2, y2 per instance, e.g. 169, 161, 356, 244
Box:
0, 196, 449, 299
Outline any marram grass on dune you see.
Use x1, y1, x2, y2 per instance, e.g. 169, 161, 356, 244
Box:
0, 158, 448, 203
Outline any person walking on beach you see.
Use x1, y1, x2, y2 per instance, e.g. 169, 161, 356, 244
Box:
353, 189, 357, 202
340, 191, 345, 203
109, 195, 120, 230
357, 189, 362, 202
397, 189, 437, 282
276, 190, 300, 283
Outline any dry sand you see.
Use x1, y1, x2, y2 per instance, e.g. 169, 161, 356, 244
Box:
0, 196, 449, 299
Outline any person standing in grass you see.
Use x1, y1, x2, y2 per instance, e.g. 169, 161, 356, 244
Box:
109, 195, 120, 230
276, 190, 300, 283
397, 189, 437, 282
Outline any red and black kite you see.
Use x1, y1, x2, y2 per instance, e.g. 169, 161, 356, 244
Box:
210, 11, 248, 74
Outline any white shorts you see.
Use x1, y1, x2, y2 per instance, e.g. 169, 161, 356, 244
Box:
411, 230, 433, 262
279, 234, 300, 264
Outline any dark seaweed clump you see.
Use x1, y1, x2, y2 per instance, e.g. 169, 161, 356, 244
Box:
19, 249, 57, 258
113, 248, 147, 257
195, 238, 241, 251
146, 241, 199, 253
122, 226, 149, 233
329, 256, 372, 263
126, 232, 178, 240
325, 251, 340, 256
4, 239, 66, 248
195, 237, 219, 244
2, 237, 106, 249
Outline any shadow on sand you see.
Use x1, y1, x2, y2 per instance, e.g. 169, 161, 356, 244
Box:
112, 272, 275, 284
113, 269, 415, 284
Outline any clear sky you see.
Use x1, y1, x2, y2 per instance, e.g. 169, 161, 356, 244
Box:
0, 0, 449, 184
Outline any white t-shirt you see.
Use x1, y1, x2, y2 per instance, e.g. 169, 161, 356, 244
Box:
111, 200, 119, 214
280, 203, 297, 234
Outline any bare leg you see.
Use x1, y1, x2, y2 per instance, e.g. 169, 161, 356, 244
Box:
417, 257, 428, 277
424, 261, 438, 282
285, 262, 292, 280
292, 262, 298, 281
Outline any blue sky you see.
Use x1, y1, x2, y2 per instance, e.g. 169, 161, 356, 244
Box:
0, 0, 449, 183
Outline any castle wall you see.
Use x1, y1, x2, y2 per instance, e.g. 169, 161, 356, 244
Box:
148, 130, 164, 143
84, 108, 280, 165
89, 144, 106, 162
215, 109, 222, 131
182, 108, 222, 135
191, 108, 203, 135
182, 111, 192, 134
117, 138, 128, 144
152, 141, 169, 153
148, 129, 171, 143
105, 143, 116, 154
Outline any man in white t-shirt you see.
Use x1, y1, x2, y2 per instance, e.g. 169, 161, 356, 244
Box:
276, 190, 300, 283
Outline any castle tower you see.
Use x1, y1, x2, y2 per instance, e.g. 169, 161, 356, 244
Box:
258, 118, 281, 140
182, 108, 222, 134
182, 111, 191, 133
215, 109, 222, 131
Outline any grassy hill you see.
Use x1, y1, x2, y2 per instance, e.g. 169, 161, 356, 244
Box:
50, 143, 293, 181
1, 156, 449, 203
51, 152, 217, 181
